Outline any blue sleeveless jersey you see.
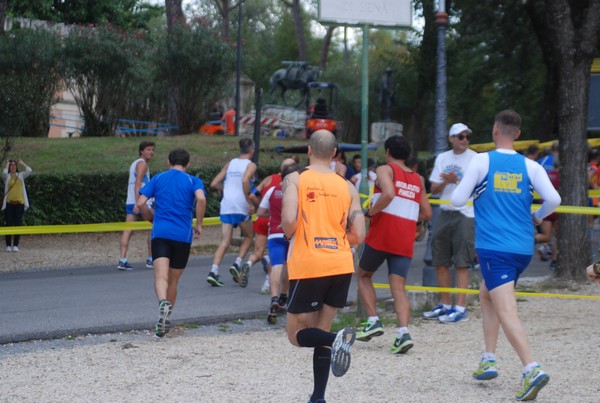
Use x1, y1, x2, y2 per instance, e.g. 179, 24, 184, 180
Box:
473, 151, 534, 255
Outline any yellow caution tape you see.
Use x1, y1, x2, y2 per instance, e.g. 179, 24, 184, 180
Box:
373, 284, 600, 300
0, 217, 222, 236
429, 198, 600, 215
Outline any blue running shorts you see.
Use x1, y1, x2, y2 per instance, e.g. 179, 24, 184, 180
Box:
220, 213, 252, 228
477, 248, 532, 291
267, 236, 289, 266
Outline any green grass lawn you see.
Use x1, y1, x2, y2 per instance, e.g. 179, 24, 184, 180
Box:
8, 134, 384, 175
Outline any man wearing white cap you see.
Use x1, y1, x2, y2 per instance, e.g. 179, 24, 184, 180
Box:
422, 122, 477, 323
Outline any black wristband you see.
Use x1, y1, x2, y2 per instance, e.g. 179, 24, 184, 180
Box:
364, 211, 372, 218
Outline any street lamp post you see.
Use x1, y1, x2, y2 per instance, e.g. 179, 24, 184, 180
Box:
423, 1, 449, 286
234, 0, 243, 136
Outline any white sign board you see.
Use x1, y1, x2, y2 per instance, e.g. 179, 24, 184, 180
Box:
319, 0, 412, 28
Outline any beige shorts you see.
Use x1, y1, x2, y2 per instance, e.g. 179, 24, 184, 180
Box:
431, 210, 475, 268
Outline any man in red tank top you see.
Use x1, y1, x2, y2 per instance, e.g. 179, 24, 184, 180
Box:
356, 135, 432, 354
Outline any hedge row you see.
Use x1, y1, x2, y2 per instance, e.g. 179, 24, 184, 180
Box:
13, 165, 278, 226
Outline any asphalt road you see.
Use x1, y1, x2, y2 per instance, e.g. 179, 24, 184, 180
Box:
0, 239, 555, 344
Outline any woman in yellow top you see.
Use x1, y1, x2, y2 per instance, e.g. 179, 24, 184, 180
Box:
2, 159, 32, 252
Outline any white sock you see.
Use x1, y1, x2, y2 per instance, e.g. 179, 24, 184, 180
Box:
368, 316, 379, 324
524, 361, 539, 375
396, 327, 408, 337
455, 305, 466, 313
211, 264, 219, 274
483, 352, 496, 362
119, 258, 127, 262
245, 260, 253, 267
147, 256, 153, 261
235, 257, 242, 266
443, 304, 452, 310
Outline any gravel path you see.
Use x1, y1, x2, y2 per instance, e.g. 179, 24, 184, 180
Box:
1, 232, 599, 402
1, 285, 599, 401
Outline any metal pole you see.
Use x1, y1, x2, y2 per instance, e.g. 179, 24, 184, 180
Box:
234, 0, 243, 136
252, 88, 263, 165
357, 24, 370, 320
423, 1, 449, 287
359, 25, 370, 210
434, 0, 448, 155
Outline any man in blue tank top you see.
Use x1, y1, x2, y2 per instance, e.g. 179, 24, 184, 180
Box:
451, 110, 561, 401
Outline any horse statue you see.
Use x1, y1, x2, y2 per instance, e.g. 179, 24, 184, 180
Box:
269, 62, 320, 107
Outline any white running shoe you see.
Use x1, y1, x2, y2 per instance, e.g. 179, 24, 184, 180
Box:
261, 275, 270, 294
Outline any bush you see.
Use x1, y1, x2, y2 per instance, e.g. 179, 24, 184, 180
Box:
19, 164, 279, 226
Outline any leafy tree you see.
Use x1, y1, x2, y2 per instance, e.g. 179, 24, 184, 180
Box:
7, 0, 153, 28
525, 0, 600, 281
154, 19, 236, 133
0, 29, 62, 137
60, 25, 147, 136
447, 0, 546, 139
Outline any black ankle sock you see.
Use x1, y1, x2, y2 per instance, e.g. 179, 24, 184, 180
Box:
278, 293, 288, 305
271, 296, 278, 304
311, 346, 331, 402
296, 328, 336, 348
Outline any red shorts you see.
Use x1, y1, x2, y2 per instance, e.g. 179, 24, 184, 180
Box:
543, 212, 558, 223
253, 216, 269, 236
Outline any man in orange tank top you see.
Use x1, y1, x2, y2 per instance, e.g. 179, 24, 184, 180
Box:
356, 135, 432, 353
282, 130, 365, 403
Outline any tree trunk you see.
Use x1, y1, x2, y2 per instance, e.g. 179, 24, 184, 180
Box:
405, 0, 437, 152
166, 0, 185, 31
524, 1, 559, 140
555, 63, 592, 281
540, 0, 600, 280
319, 26, 335, 72
0, 0, 7, 35
213, 0, 232, 39
284, 0, 307, 61
165, 0, 186, 133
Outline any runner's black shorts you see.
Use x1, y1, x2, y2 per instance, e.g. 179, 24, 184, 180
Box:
287, 273, 352, 314
151, 237, 191, 269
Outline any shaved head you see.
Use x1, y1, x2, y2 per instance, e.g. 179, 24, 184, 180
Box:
280, 158, 296, 171
309, 130, 337, 160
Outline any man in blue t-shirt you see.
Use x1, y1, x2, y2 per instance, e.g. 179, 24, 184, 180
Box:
137, 148, 207, 339
451, 110, 560, 401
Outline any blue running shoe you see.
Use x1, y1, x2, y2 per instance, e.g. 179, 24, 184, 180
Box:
117, 260, 133, 271
422, 304, 448, 319
206, 272, 224, 287
438, 308, 469, 324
